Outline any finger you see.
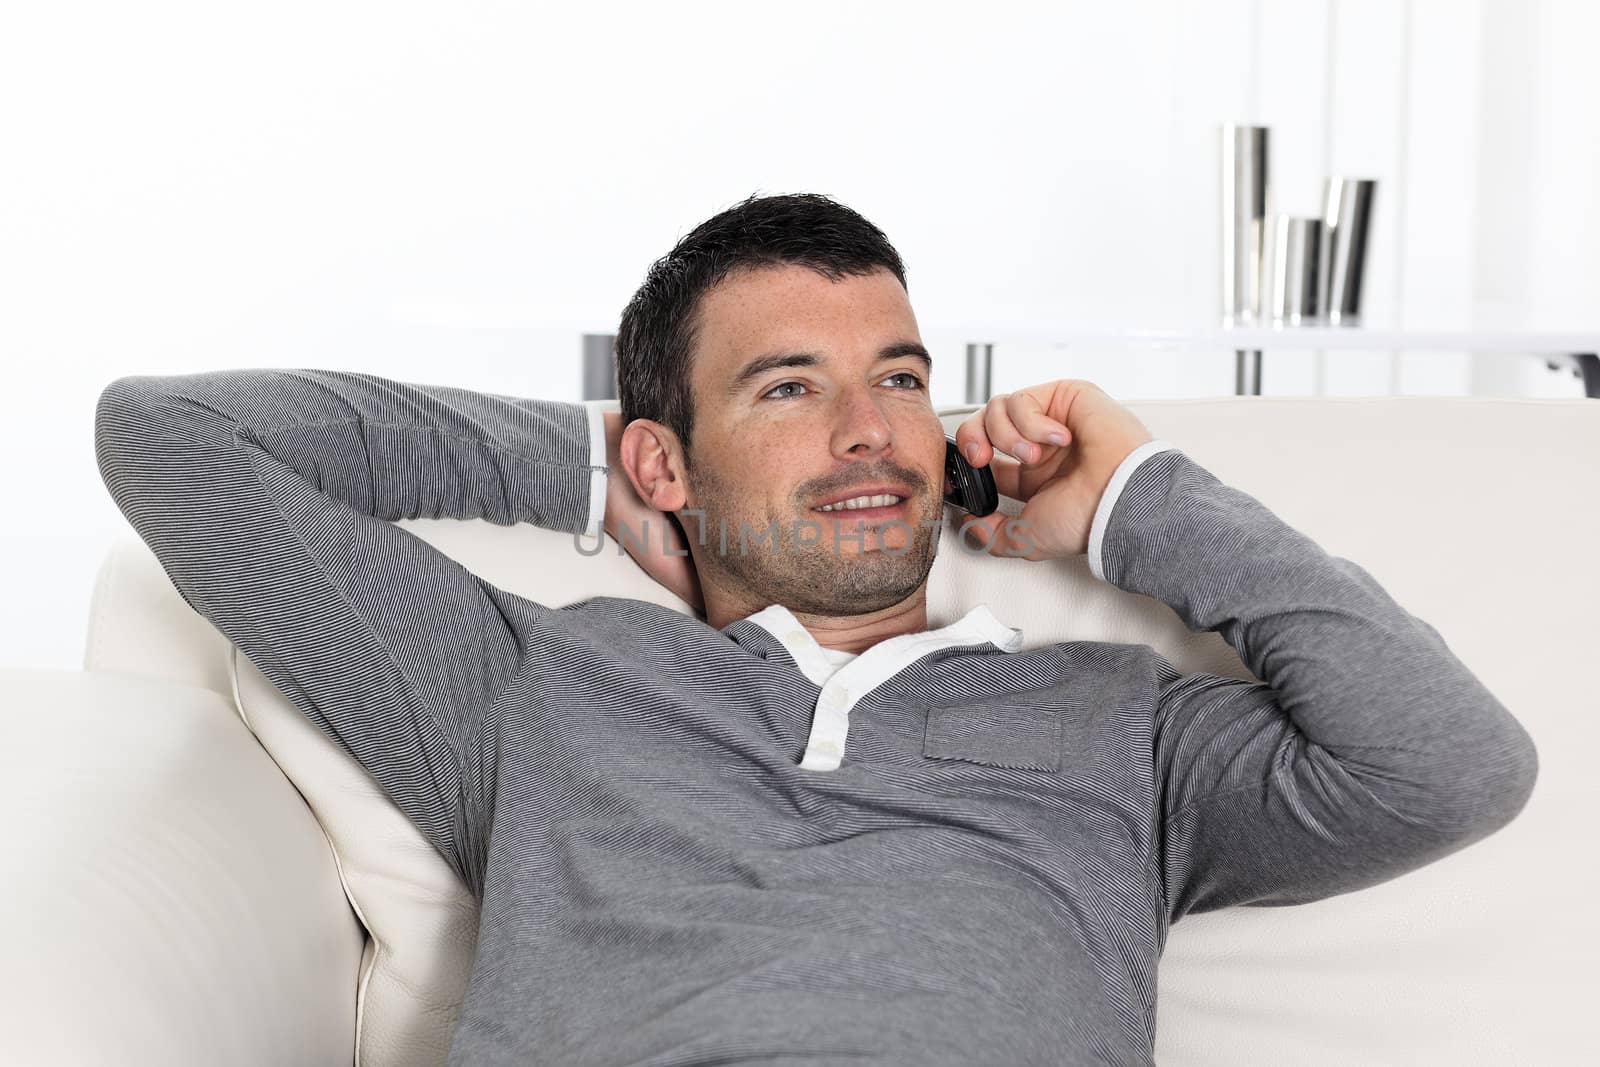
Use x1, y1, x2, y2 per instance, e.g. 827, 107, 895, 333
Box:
953, 408, 991, 468
983, 394, 1038, 464
1005, 391, 1071, 454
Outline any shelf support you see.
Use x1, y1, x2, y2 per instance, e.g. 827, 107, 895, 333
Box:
1234, 349, 1262, 396
964, 343, 994, 404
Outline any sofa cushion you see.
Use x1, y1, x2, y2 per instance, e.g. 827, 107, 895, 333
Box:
91, 395, 1598, 1065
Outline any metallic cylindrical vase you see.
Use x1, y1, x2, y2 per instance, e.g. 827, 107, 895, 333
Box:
1322, 177, 1376, 324
1220, 124, 1270, 323
1267, 216, 1324, 324
582, 333, 617, 400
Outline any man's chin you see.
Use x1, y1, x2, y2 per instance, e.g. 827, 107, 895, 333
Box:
711, 552, 932, 617
805, 554, 933, 607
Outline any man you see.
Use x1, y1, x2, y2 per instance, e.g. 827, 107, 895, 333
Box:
95, 193, 1538, 1067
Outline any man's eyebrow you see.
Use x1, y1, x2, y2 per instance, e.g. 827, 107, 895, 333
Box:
727, 342, 933, 397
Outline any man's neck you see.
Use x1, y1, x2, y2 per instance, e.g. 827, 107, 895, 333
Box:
705, 582, 929, 655
787, 595, 928, 655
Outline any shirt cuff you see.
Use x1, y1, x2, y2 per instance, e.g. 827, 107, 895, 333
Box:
1088, 439, 1180, 584
580, 400, 614, 542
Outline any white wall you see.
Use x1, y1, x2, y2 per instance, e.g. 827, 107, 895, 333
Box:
2, 0, 1595, 669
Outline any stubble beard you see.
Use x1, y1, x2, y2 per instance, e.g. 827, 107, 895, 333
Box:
685, 463, 944, 617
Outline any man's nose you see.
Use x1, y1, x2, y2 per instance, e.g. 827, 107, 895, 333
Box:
830, 389, 893, 457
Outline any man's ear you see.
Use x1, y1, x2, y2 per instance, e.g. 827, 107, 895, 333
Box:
619, 419, 689, 512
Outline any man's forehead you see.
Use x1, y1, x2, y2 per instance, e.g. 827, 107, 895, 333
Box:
692, 264, 917, 373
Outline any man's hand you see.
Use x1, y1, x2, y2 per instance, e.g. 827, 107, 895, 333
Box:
952, 380, 1155, 561
601, 410, 705, 615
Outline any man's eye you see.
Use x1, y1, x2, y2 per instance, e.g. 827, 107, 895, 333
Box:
763, 375, 923, 399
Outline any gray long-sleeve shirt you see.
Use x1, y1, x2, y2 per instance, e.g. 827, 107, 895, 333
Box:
93, 368, 1538, 1067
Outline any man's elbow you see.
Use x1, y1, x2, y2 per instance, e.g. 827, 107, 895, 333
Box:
1424, 709, 1540, 843
95, 375, 170, 462
95, 375, 221, 473
96, 376, 153, 481
94, 375, 219, 515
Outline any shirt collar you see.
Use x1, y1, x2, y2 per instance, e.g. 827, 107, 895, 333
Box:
731, 602, 1024, 689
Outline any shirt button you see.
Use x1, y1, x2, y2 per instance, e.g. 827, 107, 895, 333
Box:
815, 739, 841, 756
784, 630, 807, 649
824, 682, 848, 707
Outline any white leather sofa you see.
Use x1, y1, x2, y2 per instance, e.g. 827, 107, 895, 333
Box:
3, 396, 1595, 1066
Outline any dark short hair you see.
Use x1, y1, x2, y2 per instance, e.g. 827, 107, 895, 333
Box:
616, 192, 908, 457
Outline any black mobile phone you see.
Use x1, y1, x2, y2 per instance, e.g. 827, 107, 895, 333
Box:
944, 434, 999, 516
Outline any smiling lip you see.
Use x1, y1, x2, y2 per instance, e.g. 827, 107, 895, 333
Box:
809, 497, 913, 524
811, 485, 914, 510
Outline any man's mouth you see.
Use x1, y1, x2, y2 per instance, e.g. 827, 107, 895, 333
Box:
810, 492, 911, 523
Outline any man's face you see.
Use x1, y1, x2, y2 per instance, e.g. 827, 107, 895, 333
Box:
679, 263, 947, 616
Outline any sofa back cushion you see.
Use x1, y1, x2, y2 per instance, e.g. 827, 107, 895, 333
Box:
88, 396, 1598, 1066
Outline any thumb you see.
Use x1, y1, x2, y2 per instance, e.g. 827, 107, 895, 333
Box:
960, 511, 1037, 559
957, 512, 1008, 553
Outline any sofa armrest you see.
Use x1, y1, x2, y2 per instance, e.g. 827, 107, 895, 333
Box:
0, 668, 366, 1066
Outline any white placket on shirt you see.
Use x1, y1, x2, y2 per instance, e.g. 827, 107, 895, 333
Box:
743, 603, 1025, 772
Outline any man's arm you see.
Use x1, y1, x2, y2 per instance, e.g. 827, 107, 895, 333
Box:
1092, 448, 1539, 925
94, 369, 604, 891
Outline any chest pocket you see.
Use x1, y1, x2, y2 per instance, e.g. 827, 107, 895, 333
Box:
922, 699, 1063, 772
